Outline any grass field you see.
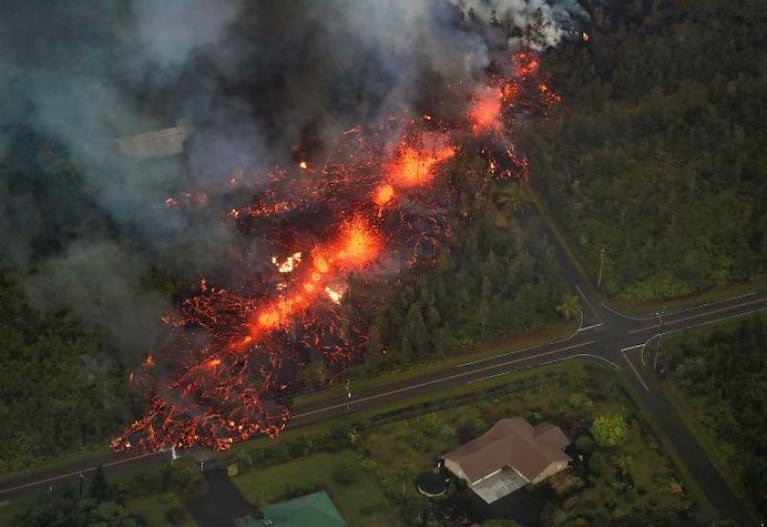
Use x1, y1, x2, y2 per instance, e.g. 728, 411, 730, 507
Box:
231, 450, 399, 526
127, 492, 197, 527
2, 358, 700, 526
226, 360, 694, 526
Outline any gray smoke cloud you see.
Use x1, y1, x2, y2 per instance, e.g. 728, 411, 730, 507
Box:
24, 240, 169, 355
0, 0, 587, 357
447, 0, 589, 50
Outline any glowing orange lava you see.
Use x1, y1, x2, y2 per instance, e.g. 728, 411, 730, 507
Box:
114, 48, 562, 454
386, 134, 455, 188
333, 216, 381, 267
515, 53, 539, 77
240, 216, 380, 344
372, 183, 395, 207
469, 87, 503, 134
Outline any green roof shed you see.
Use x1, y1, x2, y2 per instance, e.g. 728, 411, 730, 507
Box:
259, 491, 347, 527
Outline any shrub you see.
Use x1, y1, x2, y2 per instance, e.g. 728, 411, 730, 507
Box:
575, 435, 595, 454
591, 414, 628, 447
166, 506, 188, 525
588, 451, 606, 477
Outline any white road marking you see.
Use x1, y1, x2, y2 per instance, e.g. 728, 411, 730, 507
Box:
621, 349, 650, 392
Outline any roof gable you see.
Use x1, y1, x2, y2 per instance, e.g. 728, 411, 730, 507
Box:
444, 418, 570, 483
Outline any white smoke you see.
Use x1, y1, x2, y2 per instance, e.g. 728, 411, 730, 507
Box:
447, 0, 589, 50
1, 0, 589, 357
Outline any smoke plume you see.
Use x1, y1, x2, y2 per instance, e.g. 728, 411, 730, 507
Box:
0, 0, 587, 357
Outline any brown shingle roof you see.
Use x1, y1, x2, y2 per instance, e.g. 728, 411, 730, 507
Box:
444, 417, 570, 484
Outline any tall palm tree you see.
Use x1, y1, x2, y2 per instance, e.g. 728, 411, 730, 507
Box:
496, 182, 533, 215
556, 292, 580, 320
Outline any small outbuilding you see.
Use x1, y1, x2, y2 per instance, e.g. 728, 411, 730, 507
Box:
233, 491, 347, 527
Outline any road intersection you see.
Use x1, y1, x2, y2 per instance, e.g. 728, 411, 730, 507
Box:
4, 284, 765, 524
2, 203, 765, 525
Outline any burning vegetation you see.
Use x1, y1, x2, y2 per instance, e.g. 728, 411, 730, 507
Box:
112, 51, 561, 453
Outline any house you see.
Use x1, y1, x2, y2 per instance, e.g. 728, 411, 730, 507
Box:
234, 491, 347, 527
117, 123, 190, 161
443, 417, 571, 503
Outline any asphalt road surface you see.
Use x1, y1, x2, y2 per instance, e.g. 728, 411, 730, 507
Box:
2, 208, 765, 524
2, 289, 765, 524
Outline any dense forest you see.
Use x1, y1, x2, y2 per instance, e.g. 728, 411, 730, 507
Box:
666, 313, 767, 518
0, 135, 566, 470
3, 0, 766, 490
0, 272, 140, 470
526, 0, 767, 300
359, 159, 567, 372
0, 1, 577, 468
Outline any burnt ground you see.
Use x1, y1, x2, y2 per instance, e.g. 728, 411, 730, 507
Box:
185, 464, 260, 527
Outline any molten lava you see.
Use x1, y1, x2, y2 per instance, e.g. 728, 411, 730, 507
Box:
113, 50, 561, 454
386, 133, 455, 188
372, 183, 395, 207
469, 87, 503, 134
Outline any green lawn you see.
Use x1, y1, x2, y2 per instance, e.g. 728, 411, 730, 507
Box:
225, 360, 694, 525
231, 450, 399, 527
127, 492, 197, 527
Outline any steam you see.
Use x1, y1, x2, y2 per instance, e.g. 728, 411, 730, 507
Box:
24, 241, 169, 356
447, 0, 589, 50
0, 0, 587, 357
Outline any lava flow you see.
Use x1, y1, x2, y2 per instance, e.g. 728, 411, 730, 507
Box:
113, 50, 561, 453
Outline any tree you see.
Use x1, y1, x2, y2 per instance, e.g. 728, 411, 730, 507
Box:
575, 434, 595, 454
90, 463, 109, 502
588, 450, 606, 476
556, 292, 580, 320
591, 414, 628, 447
496, 183, 532, 215
302, 359, 329, 390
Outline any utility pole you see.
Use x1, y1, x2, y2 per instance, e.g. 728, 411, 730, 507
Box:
653, 307, 665, 371
597, 247, 606, 291
346, 378, 351, 411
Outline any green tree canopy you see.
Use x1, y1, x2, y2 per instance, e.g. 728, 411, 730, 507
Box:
591, 414, 628, 447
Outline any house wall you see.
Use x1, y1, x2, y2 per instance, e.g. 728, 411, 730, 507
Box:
443, 458, 468, 483
531, 460, 569, 484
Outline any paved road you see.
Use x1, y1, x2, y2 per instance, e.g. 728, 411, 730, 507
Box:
3, 289, 765, 524
2, 210, 765, 524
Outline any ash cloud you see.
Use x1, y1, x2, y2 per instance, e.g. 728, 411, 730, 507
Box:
0, 0, 587, 356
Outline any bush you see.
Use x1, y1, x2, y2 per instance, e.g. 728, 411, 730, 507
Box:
591, 414, 628, 447
331, 460, 358, 485
166, 506, 188, 525
235, 451, 253, 472
574, 435, 595, 454
588, 451, 606, 477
